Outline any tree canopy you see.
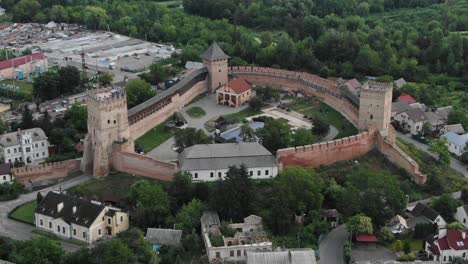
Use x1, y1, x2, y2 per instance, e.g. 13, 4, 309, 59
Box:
125, 79, 156, 109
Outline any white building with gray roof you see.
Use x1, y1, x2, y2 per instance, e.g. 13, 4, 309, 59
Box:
178, 142, 279, 182
0, 128, 49, 165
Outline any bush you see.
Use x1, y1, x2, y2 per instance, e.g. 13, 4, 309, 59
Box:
397, 253, 416, 261
378, 226, 395, 242
403, 240, 411, 254
344, 241, 351, 263
220, 222, 237, 237
394, 240, 403, 252
210, 235, 224, 247
0, 181, 25, 201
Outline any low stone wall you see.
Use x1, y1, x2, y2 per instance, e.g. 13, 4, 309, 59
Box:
111, 151, 177, 181
12, 159, 81, 183
129, 80, 207, 139
276, 129, 377, 169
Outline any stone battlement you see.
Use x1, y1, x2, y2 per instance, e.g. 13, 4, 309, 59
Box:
86, 87, 126, 103
12, 159, 81, 183
361, 81, 393, 93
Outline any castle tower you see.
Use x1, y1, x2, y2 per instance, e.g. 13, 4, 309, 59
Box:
202, 42, 230, 92
358, 81, 393, 136
81, 88, 134, 177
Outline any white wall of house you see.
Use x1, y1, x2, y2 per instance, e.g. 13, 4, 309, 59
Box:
445, 141, 466, 157
0, 174, 13, 184
1, 138, 49, 164
454, 207, 468, 228
394, 112, 423, 134
187, 166, 278, 182
434, 249, 468, 263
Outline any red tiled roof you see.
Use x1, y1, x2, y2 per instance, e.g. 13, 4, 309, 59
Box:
345, 78, 361, 90
430, 242, 441, 256
356, 235, 378, 243
398, 93, 417, 104
227, 79, 252, 94
432, 229, 468, 255
0, 53, 45, 71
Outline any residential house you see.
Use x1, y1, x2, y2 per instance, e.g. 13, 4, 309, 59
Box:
406, 202, 447, 230
34, 191, 129, 244
393, 108, 427, 134
440, 124, 465, 136
0, 128, 49, 164
145, 228, 182, 252
435, 106, 453, 121
427, 229, 468, 263
388, 215, 409, 235
178, 142, 279, 182
394, 78, 407, 89
216, 78, 253, 107
424, 111, 446, 133
455, 206, 468, 228
391, 100, 426, 119
398, 93, 418, 104
441, 132, 468, 157
246, 249, 317, 264
0, 53, 48, 80
0, 163, 12, 184
201, 211, 273, 263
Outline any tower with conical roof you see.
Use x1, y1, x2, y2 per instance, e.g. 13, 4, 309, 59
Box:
201, 42, 230, 92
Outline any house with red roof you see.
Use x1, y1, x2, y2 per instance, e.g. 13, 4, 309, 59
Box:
398, 93, 418, 104
216, 78, 253, 107
0, 53, 47, 80
427, 229, 468, 263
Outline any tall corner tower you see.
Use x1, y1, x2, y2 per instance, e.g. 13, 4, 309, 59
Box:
358, 81, 393, 136
201, 42, 230, 92
81, 88, 134, 177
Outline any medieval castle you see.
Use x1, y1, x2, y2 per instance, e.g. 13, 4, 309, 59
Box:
15, 43, 427, 184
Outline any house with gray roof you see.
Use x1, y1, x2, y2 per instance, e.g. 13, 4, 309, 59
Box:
406, 202, 446, 230
394, 78, 407, 89
35, 191, 129, 244
145, 228, 182, 251
440, 124, 465, 136
0, 128, 49, 164
393, 108, 428, 135
178, 142, 278, 182
246, 249, 317, 264
441, 132, 468, 156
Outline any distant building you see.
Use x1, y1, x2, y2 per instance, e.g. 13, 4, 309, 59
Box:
388, 215, 409, 234
454, 206, 468, 229
145, 228, 182, 252
398, 93, 418, 104
440, 124, 465, 136
0, 163, 12, 184
393, 108, 427, 135
394, 78, 407, 89
441, 132, 468, 156
0, 128, 49, 165
426, 229, 468, 263
0, 53, 47, 80
35, 191, 129, 244
216, 78, 253, 107
246, 249, 317, 264
178, 142, 279, 182
201, 211, 273, 263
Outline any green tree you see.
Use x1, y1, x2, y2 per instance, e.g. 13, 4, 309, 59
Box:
394, 240, 403, 252
256, 119, 292, 153
431, 193, 459, 222
347, 214, 373, 235
429, 138, 451, 165
378, 226, 395, 242
64, 104, 87, 133
292, 128, 315, 147
11, 237, 63, 264
248, 97, 263, 111
461, 186, 468, 204
312, 117, 330, 136
21, 105, 34, 129
57, 66, 81, 94
451, 257, 468, 264
403, 240, 411, 254
0, 118, 7, 134
168, 171, 193, 212
97, 72, 114, 87
447, 222, 465, 229
175, 199, 204, 234
48, 5, 69, 22
117, 228, 154, 263
422, 122, 433, 136
239, 123, 256, 142
174, 128, 212, 152
460, 152, 468, 165
210, 164, 255, 222
84, 6, 109, 30
12, 0, 41, 22
90, 238, 136, 264
125, 79, 156, 109
129, 180, 169, 212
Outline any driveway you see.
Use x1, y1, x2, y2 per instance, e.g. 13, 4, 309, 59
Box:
397, 132, 467, 178
0, 175, 92, 252
319, 224, 348, 264
351, 243, 396, 263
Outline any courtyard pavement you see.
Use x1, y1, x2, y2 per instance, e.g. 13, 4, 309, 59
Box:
351, 243, 396, 264
0, 175, 92, 252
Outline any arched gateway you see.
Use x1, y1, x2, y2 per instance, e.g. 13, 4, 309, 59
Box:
82, 43, 426, 184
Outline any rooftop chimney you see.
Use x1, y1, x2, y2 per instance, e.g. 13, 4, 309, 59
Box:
462, 231, 466, 240
57, 202, 64, 213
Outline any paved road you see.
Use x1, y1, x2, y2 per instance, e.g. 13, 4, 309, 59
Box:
0, 175, 92, 252
319, 225, 348, 264
397, 132, 467, 178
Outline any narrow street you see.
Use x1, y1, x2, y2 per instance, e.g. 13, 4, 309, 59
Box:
397, 132, 467, 178
0, 175, 92, 252
319, 225, 348, 264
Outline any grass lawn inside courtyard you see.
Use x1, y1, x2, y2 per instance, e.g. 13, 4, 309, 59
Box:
135, 120, 172, 153
186, 106, 206, 118
222, 107, 261, 121
9, 201, 37, 225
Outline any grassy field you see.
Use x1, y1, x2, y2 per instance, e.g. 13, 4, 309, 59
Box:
396, 139, 467, 194
186, 106, 206, 118
10, 201, 37, 225
135, 120, 172, 153
289, 99, 357, 138
0, 80, 33, 95
223, 107, 261, 121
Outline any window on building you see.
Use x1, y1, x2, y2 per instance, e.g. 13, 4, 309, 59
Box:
62, 227, 65, 234
14, 148, 16, 153
265, 170, 269, 175
210, 172, 214, 178
107, 218, 111, 225
73, 229, 76, 236
7, 149, 10, 154
83, 232, 86, 239
25, 147, 31, 153
370, 114, 373, 120
249, 171, 253, 176
42, 142, 45, 147
35, 143, 38, 148
257, 170, 261, 176
40, 219, 43, 226
57, 225, 60, 232
121, 216, 123, 222
230, 251, 234, 257
108, 120, 110, 124
194, 173, 198, 179
99, 229, 101, 235
114, 120, 116, 124
7, 159, 10, 163
237, 250, 241, 256
42, 152, 45, 156
49, 222, 52, 228
218, 172, 222, 178
2, 176, 5, 180
215, 252, 220, 258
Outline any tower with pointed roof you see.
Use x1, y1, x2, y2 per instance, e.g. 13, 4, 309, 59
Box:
201, 42, 230, 92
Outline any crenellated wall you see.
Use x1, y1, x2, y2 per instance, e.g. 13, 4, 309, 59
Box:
12, 159, 81, 183
229, 66, 359, 126
129, 80, 208, 139
276, 129, 377, 168
111, 151, 177, 181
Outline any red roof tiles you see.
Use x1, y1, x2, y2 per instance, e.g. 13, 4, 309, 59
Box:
0, 53, 45, 71
398, 93, 417, 104
431, 229, 468, 256
227, 79, 252, 94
